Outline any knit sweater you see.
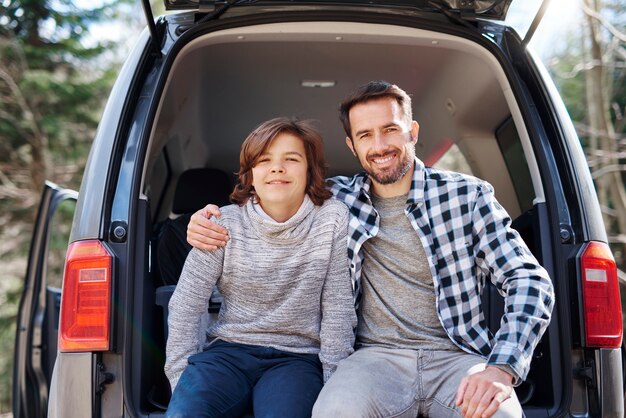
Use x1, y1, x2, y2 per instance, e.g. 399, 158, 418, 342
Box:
164, 196, 356, 391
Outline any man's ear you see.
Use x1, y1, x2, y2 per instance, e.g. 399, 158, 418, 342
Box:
410, 121, 420, 144
345, 136, 356, 156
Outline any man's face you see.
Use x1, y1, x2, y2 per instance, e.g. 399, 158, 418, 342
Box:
346, 97, 419, 186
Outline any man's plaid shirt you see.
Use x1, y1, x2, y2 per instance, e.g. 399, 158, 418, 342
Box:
327, 158, 554, 383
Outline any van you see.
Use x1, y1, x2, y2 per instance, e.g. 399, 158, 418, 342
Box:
13, 1, 625, 416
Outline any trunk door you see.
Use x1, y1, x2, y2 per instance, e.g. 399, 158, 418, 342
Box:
142, 0, 553, 55
143, 0, 551, 48
162, 0, 515, 19
13, 182, 78, 418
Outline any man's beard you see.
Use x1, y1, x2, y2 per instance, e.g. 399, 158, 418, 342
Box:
363, 144, 415, 185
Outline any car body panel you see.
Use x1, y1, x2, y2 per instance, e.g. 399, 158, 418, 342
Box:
13, 183, 77, 418
599, 348, 625, 417
16, 3, 623, 417
47, 353, 94, 418
71, 30, 150, 243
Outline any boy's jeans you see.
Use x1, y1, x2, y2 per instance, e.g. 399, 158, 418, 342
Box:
167, 339, 322, 418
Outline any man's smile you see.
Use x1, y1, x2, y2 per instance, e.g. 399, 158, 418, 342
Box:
369, 151, 397, 166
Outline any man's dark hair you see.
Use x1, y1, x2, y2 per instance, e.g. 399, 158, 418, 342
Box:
339, 80, 413, 139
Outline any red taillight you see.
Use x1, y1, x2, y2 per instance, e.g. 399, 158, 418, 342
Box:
580, 241, 623, 348
59, 240, 112, 352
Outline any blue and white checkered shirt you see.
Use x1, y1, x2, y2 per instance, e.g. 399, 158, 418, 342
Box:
327, 158, 554, 383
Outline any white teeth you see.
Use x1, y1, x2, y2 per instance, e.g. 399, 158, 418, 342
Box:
373, 155, 394, 164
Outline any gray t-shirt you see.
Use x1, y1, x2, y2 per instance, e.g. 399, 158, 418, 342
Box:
357, 193, 459, 351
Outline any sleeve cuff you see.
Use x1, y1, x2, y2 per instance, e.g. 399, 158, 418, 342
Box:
167, 371, 182, 394
487, 363, 521, 386
322, 365, 336, 384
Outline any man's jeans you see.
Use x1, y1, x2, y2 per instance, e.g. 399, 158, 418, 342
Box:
312, 346, 522, 418
166, 339, 323, 418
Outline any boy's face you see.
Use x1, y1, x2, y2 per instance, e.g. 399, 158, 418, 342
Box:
251, 133, 308, 216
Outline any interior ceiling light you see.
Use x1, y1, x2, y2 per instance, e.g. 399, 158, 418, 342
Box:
301, 80, 336, 88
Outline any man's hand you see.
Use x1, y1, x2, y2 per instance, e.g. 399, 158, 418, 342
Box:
186, 204, 229, 250
455, 366, 514, 418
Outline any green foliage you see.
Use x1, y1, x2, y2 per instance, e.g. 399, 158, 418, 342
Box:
0, 282, 22, 413
548, 33, 586, 123
0, 1, 130, 184
0, 0, 136, 413
549, 51, 589, 146
547, 5, 625, 137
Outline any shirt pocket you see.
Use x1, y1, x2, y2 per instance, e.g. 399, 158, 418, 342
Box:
434, 244, 475, 288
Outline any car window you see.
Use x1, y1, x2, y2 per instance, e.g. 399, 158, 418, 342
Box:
431, 143, 473, 176
47, 199, 76, 289
428, 129, 530, 219
496, 118, 535, 214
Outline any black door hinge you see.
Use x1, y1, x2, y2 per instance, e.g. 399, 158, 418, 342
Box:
574, 360, 597, 388
96, 362, 115, 395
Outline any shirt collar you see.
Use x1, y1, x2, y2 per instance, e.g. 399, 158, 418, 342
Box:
407, 158, 425, 206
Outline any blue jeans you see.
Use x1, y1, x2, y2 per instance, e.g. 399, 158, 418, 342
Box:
166, 339, 323, 418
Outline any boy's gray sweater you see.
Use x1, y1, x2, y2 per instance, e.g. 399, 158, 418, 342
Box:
165, 197, 356, 391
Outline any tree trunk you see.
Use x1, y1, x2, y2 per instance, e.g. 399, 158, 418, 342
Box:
583, 0, 626, 267
29, 133, 48, 192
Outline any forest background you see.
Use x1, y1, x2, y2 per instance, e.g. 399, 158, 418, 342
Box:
0, 0, 624, 414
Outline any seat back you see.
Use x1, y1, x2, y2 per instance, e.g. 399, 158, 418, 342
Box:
172, 168, 233, 215
154, 168, 233, 285
153, 168, 231, 400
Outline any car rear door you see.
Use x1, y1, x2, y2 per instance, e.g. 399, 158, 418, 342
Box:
13, 182, 78, 418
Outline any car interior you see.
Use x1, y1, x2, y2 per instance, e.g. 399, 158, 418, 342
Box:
134, 21, 558, 414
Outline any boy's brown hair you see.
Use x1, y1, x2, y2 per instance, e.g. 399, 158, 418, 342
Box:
230, 117, 332, 206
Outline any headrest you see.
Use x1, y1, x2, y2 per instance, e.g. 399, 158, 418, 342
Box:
172, 168, 233, 214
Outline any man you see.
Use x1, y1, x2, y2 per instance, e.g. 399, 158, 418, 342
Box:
186, 81, 554, 418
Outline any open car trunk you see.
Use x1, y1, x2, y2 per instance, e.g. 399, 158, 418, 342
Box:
125, 17, 565, 417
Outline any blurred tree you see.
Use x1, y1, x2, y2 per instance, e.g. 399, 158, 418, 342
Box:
549, 0, 626, 270
0, 0, 123, 198
0, 0, 134, 412
582, 0, 626, 266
